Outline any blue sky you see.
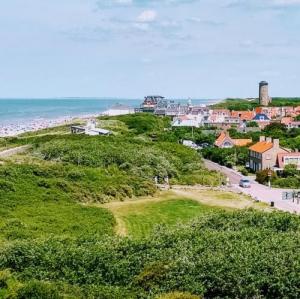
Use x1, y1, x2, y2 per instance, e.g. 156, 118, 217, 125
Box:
1, 0, 300, 99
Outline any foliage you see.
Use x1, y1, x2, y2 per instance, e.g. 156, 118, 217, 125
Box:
201, 146, 249, 168
246, 121, 259, 127
256, 169, 277, 184
210, 98, 259, 111
270, 97, 300, 107
1, 211, 300, 298
156, 292, 201, 299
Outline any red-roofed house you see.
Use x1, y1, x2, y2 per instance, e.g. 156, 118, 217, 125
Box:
215, 131, 252, 148
277, 152, 300, 170
231, 110, 255, 121
249, 136, 289, 172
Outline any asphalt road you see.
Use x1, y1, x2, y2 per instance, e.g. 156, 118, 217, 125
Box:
204, 159, 300, 214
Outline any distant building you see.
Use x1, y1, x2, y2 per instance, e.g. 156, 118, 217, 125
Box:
259, 81, 272, 106
141, 96, 164, 112
71, 120, 112, 136
249, 136, 288, 172
214, 131, 252, 148
231, 110, 255, 121
172, 115, 200, 127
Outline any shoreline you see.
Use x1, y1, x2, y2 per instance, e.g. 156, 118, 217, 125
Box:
0, 99, 220, 138
0, 113, 102, 137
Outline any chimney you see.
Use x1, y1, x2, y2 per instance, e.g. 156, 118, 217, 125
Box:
266, 137, 272, 143
259, 136, 266, 142
273, 139, 280, 148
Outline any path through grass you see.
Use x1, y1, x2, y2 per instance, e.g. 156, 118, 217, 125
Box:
103, 190, 269, 238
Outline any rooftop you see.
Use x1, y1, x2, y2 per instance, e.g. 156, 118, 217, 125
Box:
249, 141, 273, 153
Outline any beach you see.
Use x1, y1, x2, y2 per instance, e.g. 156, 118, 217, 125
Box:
0, 98, 217, 137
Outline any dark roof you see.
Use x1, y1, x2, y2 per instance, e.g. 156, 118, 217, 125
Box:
253, 113, 270, 121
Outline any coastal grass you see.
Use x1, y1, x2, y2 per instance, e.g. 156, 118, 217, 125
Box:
106, 198, 216, 239
0, 201, 115, 242
103, 190, 267, 238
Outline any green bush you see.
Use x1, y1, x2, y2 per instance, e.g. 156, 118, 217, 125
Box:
16, 281, 61, 299
256, 169, 277, 184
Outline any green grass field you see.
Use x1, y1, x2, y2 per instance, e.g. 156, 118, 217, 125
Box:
104, 190, 269, 239
104, 197, 219, 238
0, 201, 115, 242
123, 199, 216, 238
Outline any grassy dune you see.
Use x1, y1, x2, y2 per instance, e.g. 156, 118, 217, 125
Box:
103, 190, 269, 238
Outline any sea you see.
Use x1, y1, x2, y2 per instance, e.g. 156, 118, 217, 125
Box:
0, 98, 216, 126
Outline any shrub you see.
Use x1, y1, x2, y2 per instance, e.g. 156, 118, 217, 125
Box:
256, 169, 277, 184
157, 292, 201, 299
16, 281, 61, 299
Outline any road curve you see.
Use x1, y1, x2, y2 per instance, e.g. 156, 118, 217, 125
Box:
204, 159, 300, 214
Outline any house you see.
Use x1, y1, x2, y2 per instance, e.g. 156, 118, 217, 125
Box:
103, 104, 135, 116
252, 113, 270, 121
71, 121, 112, 136
252, 113, 271, 129
214, 131, 252, 148
277, 152, 300, 170
172, 115, 200, 127
249, 136, 289, 172
141, 95, 164, 112
231, 110, 255, 121
281, 117, 293, 126
287, 121, 300, 129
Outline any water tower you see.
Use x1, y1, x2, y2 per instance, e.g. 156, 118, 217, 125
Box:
259, 81, 271, 106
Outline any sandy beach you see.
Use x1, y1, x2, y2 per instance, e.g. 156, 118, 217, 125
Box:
0, 113, 101, 137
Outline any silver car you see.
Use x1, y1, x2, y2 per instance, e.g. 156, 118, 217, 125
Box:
239, 179, 251, 188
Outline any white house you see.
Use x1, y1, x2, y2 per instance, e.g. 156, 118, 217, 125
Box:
172, 115, 201, 127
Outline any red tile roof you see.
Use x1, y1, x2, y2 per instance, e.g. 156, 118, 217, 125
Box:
231, 111, 255, 121
233, 139, 252, 147
249, 141, 273, 153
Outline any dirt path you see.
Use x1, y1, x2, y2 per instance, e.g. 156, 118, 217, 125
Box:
99, 189, 269, 236
0, 145, 30, 158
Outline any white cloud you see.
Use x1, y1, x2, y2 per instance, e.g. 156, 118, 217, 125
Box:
136, 10, 157, 23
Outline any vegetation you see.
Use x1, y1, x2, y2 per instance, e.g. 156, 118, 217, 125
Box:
0, 113, 300, 298
211, 97, 300, 111
201, 146, 249, 168
210, 98, 259, 111
0, 210, 299, 298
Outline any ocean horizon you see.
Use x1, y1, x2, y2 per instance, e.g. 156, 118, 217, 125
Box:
0, 98, 218, 126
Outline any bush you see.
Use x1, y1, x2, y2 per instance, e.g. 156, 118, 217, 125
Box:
157, 292, 201, 299
16, 281, 61, 299
256, 169, 277, 184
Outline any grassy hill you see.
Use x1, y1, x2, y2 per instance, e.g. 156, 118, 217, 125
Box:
0, 114, 299, 298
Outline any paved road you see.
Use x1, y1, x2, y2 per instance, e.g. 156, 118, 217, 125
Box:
204, 159, 300, 214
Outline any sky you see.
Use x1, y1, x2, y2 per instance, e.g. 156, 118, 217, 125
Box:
1, 0, 300, 99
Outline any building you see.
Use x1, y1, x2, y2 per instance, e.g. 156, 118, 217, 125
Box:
231, 110, 255, 121
249, 136, 288, 172
172, 115, 200, 127
252, 113, 271, 129
214, 131, 252, 148
71, 120, 112, 136
103, 104, 135, 116
277, 152, 300, 170
141, 96, 165, 112
259, 81, 272, 106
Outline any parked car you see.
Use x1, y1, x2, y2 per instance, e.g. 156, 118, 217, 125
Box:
239, 178, 251, 188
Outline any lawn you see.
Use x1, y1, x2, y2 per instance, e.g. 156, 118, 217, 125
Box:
104, 196, 218, 238
104, 190, 269, 239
